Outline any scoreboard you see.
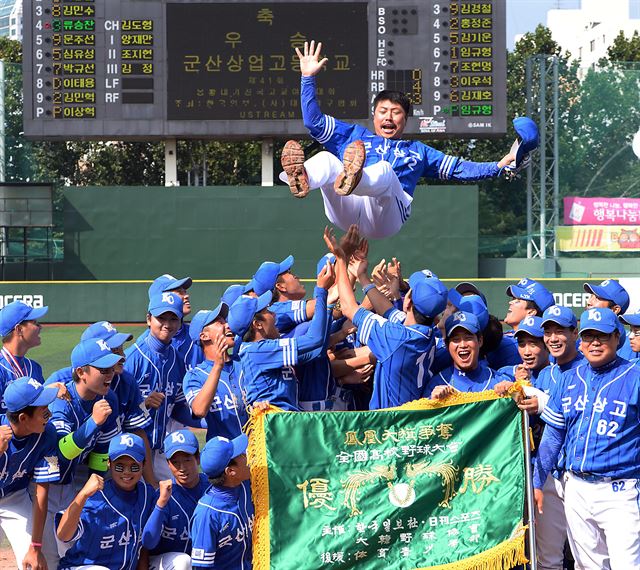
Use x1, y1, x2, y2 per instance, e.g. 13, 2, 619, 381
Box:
23, 0, 506, 140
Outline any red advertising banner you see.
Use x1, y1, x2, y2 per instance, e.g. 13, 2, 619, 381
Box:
564, 197, 640, 225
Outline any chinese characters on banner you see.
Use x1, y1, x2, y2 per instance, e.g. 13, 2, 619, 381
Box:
247, 394, 527, 569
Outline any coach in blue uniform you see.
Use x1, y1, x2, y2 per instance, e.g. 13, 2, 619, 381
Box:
184, 304, 248, 440
57, 433, 156, 570
229, 261, 334, 412
0, 376, 59, 570
0, 300, 48, 411
534, 307, 640, 569
142, 430, 209, 570
190, 434, 254, 569
278, 40, 526, 238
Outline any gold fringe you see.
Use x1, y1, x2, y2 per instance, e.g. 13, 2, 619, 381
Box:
392, 390, 505, 411
418, 530, 528, 570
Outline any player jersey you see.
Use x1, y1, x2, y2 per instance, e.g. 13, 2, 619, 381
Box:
269, 300, 308, 335
57, 479, 155, 570
144, 473, 210, 556
49, 381, 121, 485
0, 416, 60, 497
485, 336, 522, 370
535, 353, 584, 396
426, 361, 499, 395
184, 359, 247, 440
497, 365, 544, 384
301, 76, 500, 198
190, 480, 254, 569
617, 334, 638, 360
0, 349, 44, 412
353, 307, 436, 409
139, 325, 203, 372
541, 356, 640, 479
124, 333, 188, 450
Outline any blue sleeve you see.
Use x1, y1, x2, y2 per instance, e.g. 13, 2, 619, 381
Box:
295, 288, 329, 363
33, 425, 61, 483
383, 307, 406, 323
353, 307, 406, 362
142, 503, 168, 550
191, 507, 218, 568
540, 370, 568, 429
418, 143, 500, 181
497, 365, 516, 381
273, 301, 308, 334
533, 424, 566, 488
170, 400, 205, 428
51, 403, 99, 451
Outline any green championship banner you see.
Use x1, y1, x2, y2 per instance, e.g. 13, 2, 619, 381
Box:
247, 393, 528, 570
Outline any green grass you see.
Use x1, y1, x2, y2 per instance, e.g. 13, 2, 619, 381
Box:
30, 324, 148, 378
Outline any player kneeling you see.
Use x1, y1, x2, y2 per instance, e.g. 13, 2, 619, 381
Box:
56, 433, 156, 570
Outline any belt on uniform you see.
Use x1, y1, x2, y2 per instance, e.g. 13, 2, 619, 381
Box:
299, 399, 335, 411
570, 471, 612, 483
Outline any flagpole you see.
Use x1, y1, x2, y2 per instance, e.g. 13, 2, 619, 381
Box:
523, 410, 538, 569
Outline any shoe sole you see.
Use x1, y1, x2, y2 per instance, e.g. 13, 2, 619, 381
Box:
334, 140, 365, 196
281, 141, 310, 198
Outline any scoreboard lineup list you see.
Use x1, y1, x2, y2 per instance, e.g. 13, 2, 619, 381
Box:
23, 0, 506, 140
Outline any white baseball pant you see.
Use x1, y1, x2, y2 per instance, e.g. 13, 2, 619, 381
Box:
535, 474, 567, 570
0, 489, 35, 567
149, 551, 192, 570
563, 472, 640, 569
278, 151, 413, 239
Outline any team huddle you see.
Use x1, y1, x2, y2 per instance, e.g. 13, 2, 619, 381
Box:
0, 222, 638, 569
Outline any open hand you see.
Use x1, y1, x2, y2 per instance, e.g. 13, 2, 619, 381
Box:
295, 40, 328, 77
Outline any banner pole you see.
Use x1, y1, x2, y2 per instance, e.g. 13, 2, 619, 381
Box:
523, 411, 538, 569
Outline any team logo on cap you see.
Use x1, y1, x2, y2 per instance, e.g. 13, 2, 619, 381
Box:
171, 432, 186, 444
549, 306, 562, 316
27, 378, 42, 390
601, 279, 610, 287
120, 434, 134, 447
421, 270, 434, 278
518, 279, 528, 287
161, 292, 175, 304
96, 339, 110, 351
523, 316, 535, 327
162, 274, 176, 280
454, 311, 466, 321
587, 308, 601, 321
102, 322, 116, 333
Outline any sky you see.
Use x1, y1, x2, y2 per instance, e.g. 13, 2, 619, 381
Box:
506, 0, 640, 49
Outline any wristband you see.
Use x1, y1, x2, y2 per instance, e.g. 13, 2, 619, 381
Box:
362, 284, 376, 296
31, 542, 42, 549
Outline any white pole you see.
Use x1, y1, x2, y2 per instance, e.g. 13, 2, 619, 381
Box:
523, 411, 538, 569
165, 139, 178, 186
261, 138, 274, 186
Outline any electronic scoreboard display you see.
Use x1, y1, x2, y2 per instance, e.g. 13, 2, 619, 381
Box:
23, 0, 506, 139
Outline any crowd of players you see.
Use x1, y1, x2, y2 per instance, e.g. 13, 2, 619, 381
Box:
0, 223, 638, 569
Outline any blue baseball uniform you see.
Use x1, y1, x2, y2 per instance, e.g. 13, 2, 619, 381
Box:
0, 416, 60, 497
184, 360, 248, 441
0, 349, 44, 412
142, 473, 210, 556
535, 353, 584, 397
57, 479, 155, 570
138, 325, 203, 372
485, 335, 522, 369
238, 287, 329, 411
352, 307, 436, 409
426, 361, 499, 395
190, 480, 254, 569
269, 300, 308, 335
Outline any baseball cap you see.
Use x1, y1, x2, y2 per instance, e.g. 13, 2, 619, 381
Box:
0, 301, 48, 337
316, 253, 336, 277
148, 292, 183, 319
457, 295, 489, 330
81, 321, 133, 349
620, 309, 640, 327
200, 434, 249, 478
228, 292, 272, 337
148, 274, 192, 300
109, 433, 146, 463
246, 255, 294, 296
71, 338, 124, 369
583, 279, 630, 313
513, 117, 539, 167
189, 303, 229, 342
541, 305, 577, 329
409, 270, 448, 298
4, 376, 58, 412
445, 311, 481, 337
454, 282, 488, 306
221, 284, 245, 308
506, 278, 554, 312
164, 429, 200, 459
411, 281, 447, 318
514, 316, 544, 339
579, 308, 619, 335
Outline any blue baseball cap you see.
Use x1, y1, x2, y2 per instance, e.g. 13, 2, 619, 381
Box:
189, 303, 229, 342
513, 117, 539, 167
200, 434, 248, 478
109, 433, 146, 463
228, 292, 272, 337
148, 292, 183, 319
620, 310, 640, 327
4, 376, 58, 412
246, 255, 295, 296
579, 308, 619, 335
457, 295, 489, 330
411, 281, 447, 318
506, 278, 554, 312
453, 282, 488, 306
71, 338, 123, 369
0, 301, 48, 337
541, 305, 577, 329
409, 270, 448, 298
221, 284, 245, 308
164, 429, 199, 459
445, 311, 481, 337
514, 316, 544, 339
316, 253, 336, 277
148, 274, 192, 300
583, 279, 630, 313
81, 321, 133, 349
